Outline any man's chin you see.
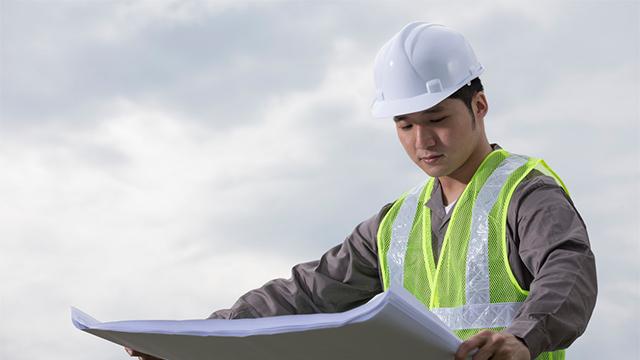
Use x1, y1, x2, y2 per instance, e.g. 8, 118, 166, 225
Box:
420, 166, 447, 178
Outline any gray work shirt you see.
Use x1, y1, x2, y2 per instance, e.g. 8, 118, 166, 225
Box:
209, 144, 597, 358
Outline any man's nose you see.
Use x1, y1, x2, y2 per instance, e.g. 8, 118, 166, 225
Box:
415, 124, 436, 148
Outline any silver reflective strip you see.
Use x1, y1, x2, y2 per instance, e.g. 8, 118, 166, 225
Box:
430, 302, 523, 330
466, 154, 528, 305
433, 154, 529, 330
387, 154, 530, 331
387, 181, 427, 287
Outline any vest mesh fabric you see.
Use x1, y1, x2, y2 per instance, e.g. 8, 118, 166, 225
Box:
376, 150, 568, 360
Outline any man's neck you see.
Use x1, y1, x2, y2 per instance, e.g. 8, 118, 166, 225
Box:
439, 142, 493, 206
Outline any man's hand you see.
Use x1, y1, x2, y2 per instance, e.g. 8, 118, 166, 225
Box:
125, 347, 164, 360
454, 330, 530, 360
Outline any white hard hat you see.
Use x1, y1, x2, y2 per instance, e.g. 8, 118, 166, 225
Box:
371, 22, 484, 118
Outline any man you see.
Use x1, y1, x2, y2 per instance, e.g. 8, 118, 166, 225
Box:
127, 22, 596, 360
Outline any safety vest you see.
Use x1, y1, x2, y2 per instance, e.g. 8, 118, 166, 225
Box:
377, 149, 568, 360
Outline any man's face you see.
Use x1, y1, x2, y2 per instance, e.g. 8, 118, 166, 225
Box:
394, 94, 486, 178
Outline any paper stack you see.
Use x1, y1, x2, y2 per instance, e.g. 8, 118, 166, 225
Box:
71, 285, 461, 360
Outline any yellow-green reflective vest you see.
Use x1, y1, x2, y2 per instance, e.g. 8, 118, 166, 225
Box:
377, 149, 568, 360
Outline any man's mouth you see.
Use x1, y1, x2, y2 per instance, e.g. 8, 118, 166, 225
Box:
420, 154, 443, 164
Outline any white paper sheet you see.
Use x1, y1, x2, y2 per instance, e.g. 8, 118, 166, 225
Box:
72, 285, 462, 360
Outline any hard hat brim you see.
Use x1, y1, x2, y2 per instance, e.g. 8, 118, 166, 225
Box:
371, 88, 457, 118
370, 68, 483, 119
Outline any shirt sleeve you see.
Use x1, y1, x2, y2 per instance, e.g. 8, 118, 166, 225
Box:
207, 204, 392, 319
504, 175, 598, 358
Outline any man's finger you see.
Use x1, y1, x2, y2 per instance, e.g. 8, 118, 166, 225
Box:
125, 348, 164, 360
455, 331, 492, 360
471, 333, 505, 360
125, 347, 139, 356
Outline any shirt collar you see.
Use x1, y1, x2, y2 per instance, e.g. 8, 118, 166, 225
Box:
424, 143, 501, 213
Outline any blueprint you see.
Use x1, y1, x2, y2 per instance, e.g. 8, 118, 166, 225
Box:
71, 285, 461, 360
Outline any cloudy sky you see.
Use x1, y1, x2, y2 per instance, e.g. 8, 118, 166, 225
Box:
0, 0, 638, 359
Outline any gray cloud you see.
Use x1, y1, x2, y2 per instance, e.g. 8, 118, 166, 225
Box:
1, 1, 404, 131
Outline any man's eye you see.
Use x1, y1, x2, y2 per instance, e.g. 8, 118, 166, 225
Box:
400, 124, 413, 130
431, 117, 446, 123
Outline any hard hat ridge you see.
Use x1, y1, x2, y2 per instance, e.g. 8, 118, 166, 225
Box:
371, 22, 484, 118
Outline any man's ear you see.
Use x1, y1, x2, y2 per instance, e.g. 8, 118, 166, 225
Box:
473, 91, 489, 120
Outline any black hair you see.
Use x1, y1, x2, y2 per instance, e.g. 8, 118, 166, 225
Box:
447, 77, 483, 116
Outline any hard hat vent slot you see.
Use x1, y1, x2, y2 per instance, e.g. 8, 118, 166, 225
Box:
425, 79, 443, 94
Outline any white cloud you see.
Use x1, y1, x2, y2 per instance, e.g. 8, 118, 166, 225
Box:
0, 1, 638, 359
